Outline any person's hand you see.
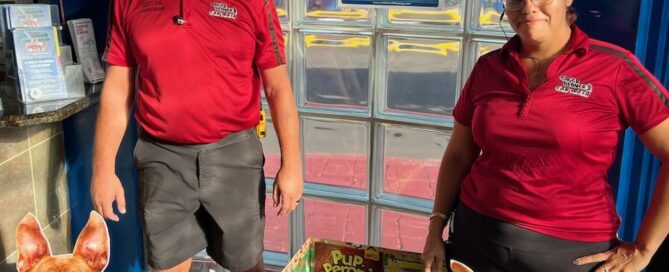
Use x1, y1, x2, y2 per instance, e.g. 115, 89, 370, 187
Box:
91, 173, 126, 222
573, 242, 653, 272
422, 231, 446, 272
272, 165, 303, 216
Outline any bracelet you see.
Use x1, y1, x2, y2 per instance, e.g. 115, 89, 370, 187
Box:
429, 212, 448, 221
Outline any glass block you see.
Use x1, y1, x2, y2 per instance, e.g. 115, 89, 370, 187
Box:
304, 198, 366, 244
473, 40, 504, 60
385, 0, 463, 28
284, 31, 290, 57
301, 32, 372, 111
380, 124, 450, 200
380, 210, 429, 253
261, 121, 281, 179
264, 194, 289, 253
303, 117, 369, 190
379, 36, 461, 118
275, 0, 289, 24
304, 0, 372, 24
472, 0, 513, 33
462, 40, 505, 79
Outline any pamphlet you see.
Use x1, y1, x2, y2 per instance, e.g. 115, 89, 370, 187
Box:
67, 18, 104, 83
6, 4, 52, 29
10, 26, 67, 103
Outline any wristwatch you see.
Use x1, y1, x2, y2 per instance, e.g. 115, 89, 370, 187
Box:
429, 212, 447, 221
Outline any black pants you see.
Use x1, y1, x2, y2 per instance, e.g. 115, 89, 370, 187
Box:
647, 237, 669, 271
449, 203, 617, 272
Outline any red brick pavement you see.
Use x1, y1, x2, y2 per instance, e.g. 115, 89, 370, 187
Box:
303, 198, 367, 245
264, 195, 289, 253
381, 210, 430, 253
263, 153, 439, 254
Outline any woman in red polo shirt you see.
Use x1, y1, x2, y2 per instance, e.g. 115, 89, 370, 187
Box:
422, 0, 669, 271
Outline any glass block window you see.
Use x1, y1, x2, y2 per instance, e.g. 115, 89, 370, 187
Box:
299, 32, 372, 113
380, 210, 429, 253
472, 0, 513, 33
303, 198, 367, 244
473, 40, 504, 58
378, 124, 450, 200
276, 0, 289, 24
302, 0, 373, 24
264, 194, 289, 253
382, 0, 464, 29
377, 36, 462, 121
302, 117, 369, 190
257, 0, 510, 267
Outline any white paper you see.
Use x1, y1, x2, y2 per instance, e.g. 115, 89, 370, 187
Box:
67, 18, 104, 83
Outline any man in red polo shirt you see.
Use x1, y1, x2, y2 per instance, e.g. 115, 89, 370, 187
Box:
91, 0, 302, 271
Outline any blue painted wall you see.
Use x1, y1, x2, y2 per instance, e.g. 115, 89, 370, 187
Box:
57, 0, 144, 270
58, 0, 110, 54
63, 105, 144, 272
572, 0, 640, 52
621, 0, 669, 270
573, 0, 666, 240
575, 0, 668, 269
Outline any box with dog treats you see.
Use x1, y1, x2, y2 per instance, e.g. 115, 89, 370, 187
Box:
282, 238, 442, 272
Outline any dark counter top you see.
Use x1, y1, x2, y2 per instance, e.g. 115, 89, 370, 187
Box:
0, 84, 101, 128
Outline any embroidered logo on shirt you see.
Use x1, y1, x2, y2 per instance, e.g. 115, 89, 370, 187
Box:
555, 75, 593, 98
141, 0, 165, 12
209, 2, 237, 20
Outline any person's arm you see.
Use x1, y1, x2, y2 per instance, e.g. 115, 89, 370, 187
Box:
261, 65, 303, 216
422, 121, 480, 272
635, 118, 669, 260
91, 66, 135, 222
575, 118, 669, 272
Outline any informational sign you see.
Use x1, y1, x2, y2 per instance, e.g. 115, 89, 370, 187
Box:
339, 0, 443, 9
67, 18, 105, 83
11, 26, 67, 103
0, 4, 54, 83
6, 4, 52, 29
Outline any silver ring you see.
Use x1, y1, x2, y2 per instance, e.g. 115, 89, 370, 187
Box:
603, 266, 610, 272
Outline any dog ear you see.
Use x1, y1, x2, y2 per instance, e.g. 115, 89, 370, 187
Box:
450, 259, 474, 272
16, 213, 52, 272
73, 211, 110, 271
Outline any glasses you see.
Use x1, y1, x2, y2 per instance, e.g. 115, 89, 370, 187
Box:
502, 0, 555, 11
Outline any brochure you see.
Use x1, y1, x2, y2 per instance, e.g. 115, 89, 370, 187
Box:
67, 18, 105, 83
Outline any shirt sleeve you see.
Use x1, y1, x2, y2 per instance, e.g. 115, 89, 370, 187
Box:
102, 0, 136, 67
253, 0, 286, 71
452, 64, 480, 127
615, 51, 669, 134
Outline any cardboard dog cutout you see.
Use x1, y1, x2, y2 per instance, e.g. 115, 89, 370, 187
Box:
16, 211, 110, 272
450, 259, 474, 272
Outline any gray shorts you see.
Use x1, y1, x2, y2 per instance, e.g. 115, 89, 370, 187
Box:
134, 128, 266, 271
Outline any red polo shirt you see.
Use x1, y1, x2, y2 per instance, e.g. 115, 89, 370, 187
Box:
103, 0, 285, 144
453, 26, 669, 242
